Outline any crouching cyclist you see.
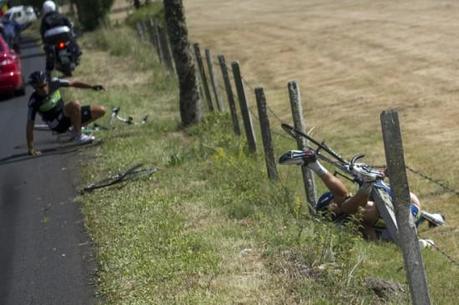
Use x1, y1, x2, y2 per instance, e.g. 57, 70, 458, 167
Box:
26, 71, 106, 156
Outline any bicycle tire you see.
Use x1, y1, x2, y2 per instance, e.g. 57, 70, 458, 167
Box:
122, 166, 158, 181
82, 163, 157, 193
281, 123, 347, 164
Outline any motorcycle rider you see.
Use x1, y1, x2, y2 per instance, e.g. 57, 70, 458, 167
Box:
40, 0, 81, 72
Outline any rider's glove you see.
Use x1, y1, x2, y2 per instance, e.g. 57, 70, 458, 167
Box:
92, 85, 105, 91
350, 163, 384, 183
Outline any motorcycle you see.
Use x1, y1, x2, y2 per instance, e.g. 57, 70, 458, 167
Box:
43, 25, 80, 76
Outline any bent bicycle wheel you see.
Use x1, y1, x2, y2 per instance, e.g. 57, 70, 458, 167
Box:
82, 163, 158, 193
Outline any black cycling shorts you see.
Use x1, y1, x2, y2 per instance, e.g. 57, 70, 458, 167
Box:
52, 105, 92, 133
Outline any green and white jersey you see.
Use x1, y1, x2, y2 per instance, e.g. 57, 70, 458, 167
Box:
27, 77, 70, 128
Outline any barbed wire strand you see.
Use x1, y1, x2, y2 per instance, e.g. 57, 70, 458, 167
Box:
406, 166, 459, 196
147, 29, 459, 267
420, 238, 459, 267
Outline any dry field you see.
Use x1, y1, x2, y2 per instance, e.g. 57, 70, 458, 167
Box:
184, 0, 459, 232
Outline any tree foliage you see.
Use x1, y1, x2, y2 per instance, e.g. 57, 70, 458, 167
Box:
74, 0, 114, 31
16, 1, 112, 31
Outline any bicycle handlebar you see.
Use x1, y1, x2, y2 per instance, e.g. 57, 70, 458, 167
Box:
280, 123, 384, 183
281, 123, 348, 164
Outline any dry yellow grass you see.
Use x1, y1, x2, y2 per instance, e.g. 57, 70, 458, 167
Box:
183, 2, 459, 192
184, 0, 458, 273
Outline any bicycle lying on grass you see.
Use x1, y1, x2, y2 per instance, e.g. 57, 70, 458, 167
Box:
109, 107, 149, 126
81, 163, 158, 193
279, 123, 445, 244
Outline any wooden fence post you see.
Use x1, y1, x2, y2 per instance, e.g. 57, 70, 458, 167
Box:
193, 43, 214, 111
136, 21, 145, 41
148, 18, 163, 63
205, 49, 223, 111
191, 47, 206, 105
380, 110, 431, 305
158, 26, 175, 73
154, 23, 165, 64
140, 20, 148, 42
255, 87, 278, 181
287, 81, 317, 208
148, 18, 158, 48
231, 61, 257, 153
218, 54, 240, 136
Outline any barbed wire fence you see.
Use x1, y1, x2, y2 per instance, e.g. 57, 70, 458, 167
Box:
134, 17, 458, 274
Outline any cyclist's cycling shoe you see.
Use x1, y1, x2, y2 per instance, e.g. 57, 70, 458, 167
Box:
418, 238, 434, 249
74, 133, 95, 145
279, 149, 317, 165
419, 211, 446, 227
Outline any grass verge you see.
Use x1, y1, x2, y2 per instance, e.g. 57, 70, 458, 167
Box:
65, 22, 458, 305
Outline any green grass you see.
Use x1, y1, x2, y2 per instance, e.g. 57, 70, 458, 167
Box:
64, 22, 459, 305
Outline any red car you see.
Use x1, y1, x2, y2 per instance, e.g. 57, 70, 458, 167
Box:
0, 34, 24, 96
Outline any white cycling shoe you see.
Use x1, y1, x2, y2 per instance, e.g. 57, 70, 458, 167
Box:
74, 133, 95, 145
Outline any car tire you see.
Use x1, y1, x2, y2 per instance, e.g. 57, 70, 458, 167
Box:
15, 80, 26, 96
15, 87, 26, 96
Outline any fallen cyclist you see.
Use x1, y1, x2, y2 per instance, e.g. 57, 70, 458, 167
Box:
298, 150, 423, 240
26, 70, 106, 156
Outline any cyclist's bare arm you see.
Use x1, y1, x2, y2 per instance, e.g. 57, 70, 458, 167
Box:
68, 80, 105, 91
26, 120, 40, 156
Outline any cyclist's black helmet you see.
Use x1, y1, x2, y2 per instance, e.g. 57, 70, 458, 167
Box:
28, 71, 48, 87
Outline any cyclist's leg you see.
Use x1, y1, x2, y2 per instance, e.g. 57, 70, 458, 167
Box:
339, 182, 373, 215
63, 100, 82, 133
318, 172, 350, 203
359, 201, 379, 240
80, 104, 106, 126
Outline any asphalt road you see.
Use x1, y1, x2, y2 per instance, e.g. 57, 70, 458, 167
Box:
0, 37, 96, 305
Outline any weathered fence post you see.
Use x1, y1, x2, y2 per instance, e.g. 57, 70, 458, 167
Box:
288, 81, 317, 208
191, 47, 206, 104
205, 49, 223, 111
193, 43, 214, 111
140, 20, 148, 42
148, 18, 163, 63
148, 18, 158, 48
136, 21, 145, 41
158, 26, 175, 73
380, 110, 431, 305
218, 54, 240, 136
255, 87, 278, 181
231, 61, 257, 153
154, 23, 165, 64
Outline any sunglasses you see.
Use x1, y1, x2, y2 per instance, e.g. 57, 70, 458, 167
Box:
36, 83, 48, 89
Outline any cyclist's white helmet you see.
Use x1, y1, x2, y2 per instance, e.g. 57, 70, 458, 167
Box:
42, 1, 57, 15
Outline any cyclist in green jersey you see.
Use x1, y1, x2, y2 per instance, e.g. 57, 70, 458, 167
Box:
26, 71, 106, 156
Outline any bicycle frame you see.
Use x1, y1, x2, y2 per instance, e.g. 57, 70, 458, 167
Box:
280, 123, 400, 242
110, 107, 148, 126
280, 122, 445, 243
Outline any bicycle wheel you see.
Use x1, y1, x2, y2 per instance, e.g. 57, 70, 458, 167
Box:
82, 163, 158, 193
122, 166, 158, 181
